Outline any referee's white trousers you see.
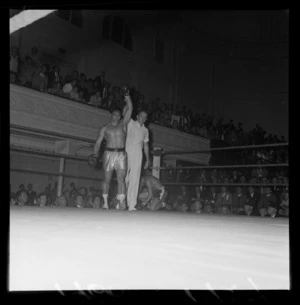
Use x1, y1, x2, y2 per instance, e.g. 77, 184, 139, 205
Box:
126, 145, 142, 209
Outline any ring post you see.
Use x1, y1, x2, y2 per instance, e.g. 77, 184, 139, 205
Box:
57, 157, 65, 197
152, 147, 163, 179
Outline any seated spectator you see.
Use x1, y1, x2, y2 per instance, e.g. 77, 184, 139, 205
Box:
278, 190, 289, 217
215, 186, 232, 214
15, 190, 28, 206
37, 192, 48, 207
69, 85, 80, 100
257, 186, 277, 217
87, 186, 95, 197
48, 65, 61, 89
173, 185, 192, 212
75, 194, 85, 208
43, 184, 52, 205
85, 78, 94, 96
67, 189, 77, 207
48, 81, 64, 96
239, 175, 247, 184
28, 46, 41, 69
32, 64, 49, 91
26, 183, 37, 206
97, 71, 106, 91
10, 46, 20, 74
50, 182, 58, 204
91, 194, 103, 209
204, 186, 217, 213
19, 56, 36, 87
232, 186, 247, 214
190, 184, 207, 214
15, 184, 26, 199
101, 82, 110, 100
62, 79, 77, 95
68, 182, 77, 193
171, 120, 179, 130
210, 170, 219, 184
91, 79, 100, 94
78, 187, 88, 198
88, 91, 102, 107
271, 177, 282, 207
63, 190, 70, 203
231, 170, 240, 183
171, 105, 181, 127
85, 195, 93, 208
244, 186, 260, 216
54, 195, 67, 207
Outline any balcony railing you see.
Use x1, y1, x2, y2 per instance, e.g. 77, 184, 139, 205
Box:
10, 84, 210, 164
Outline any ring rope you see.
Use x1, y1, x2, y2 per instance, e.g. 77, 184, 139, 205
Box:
161, 182, 288, 187
10, 145, 99, 163
162, 142, 288, 155
10, 168, 103, 182
10, 124, 95, 145
150, 163, 288, 171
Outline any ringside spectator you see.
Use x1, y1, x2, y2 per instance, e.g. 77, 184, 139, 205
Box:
215, 186, 232, 214
16, 190, 28, 206
32, 64, 49, 91
48, 65, 61, 89
26, 183, 37, 206
37, 192, 48, 207
258, 186, 277, 217
10, 46, 20, 74
244, 186, 259, 216
232, 186, 247, 214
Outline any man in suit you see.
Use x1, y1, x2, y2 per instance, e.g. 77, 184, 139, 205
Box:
173, 185, 192, 212
204, 186, 217, 213
257, 186, 277, 217
244, 186, 260, 216
26, 183, 37, 205
190, 183, 207, 214
215, 186, 233, 214
232, 186, 247, 214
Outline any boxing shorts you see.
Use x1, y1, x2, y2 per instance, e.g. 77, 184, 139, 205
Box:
103, 148, 127, 172
153, 186, 167, 201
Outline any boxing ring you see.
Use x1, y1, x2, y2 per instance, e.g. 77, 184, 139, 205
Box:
9, 10, 289, 291
9, 142, 289, 291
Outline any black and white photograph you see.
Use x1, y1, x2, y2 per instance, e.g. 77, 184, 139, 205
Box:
9, 8, 289, 293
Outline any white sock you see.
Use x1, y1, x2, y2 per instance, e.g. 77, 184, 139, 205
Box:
102, 194, 108, 208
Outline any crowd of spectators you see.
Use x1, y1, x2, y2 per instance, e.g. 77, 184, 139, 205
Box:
10, 46, 288, 155
160, 164, 289, 217
10, 170, 289, 218
10, 45, 288, 217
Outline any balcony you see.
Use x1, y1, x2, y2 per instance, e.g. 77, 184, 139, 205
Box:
10, 84, 210, 164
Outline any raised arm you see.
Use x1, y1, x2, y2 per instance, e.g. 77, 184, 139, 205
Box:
93, 126, 106, 158
122, 94, 133, 125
